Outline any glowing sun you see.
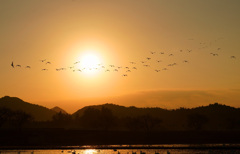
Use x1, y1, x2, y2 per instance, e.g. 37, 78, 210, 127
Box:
79, 53, 101, 74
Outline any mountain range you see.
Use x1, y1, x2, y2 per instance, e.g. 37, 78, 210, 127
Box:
0, 96, 240, 126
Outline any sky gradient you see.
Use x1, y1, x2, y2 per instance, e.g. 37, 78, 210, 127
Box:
1, 0, 240, 113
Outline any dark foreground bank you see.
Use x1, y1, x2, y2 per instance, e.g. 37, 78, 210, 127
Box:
0, 129, 240, 149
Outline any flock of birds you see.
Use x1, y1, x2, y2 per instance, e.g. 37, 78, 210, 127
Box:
10, 39, 237, 77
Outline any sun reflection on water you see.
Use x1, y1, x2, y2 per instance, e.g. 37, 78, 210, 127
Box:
84, 149, 97, 154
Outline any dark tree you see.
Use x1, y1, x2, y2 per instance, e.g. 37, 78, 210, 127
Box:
187, 113, 208, 130
52, 111, 72, 127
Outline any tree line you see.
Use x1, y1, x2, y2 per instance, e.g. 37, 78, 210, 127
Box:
1, 103, 240, 131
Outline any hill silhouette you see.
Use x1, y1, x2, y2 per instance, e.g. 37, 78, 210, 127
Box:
1, 96, 240, 130
0, 96, 56, 121
73, 103, 169, 118
73, 103, 240, 130
1, 96, 240, 146
51, 106, 68, 114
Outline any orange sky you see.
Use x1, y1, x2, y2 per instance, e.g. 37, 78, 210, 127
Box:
1, 0, 240, 113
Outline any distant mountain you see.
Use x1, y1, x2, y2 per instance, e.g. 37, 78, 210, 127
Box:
0, 96, 56, 121
51, 106, 68, 114
73, 103, 169, 118
73, 103, 240, 130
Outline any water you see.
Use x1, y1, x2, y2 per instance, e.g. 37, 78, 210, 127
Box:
1, 144, 240, 154
1, 149, 240, 154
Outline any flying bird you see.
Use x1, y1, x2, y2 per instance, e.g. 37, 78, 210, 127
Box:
146, 57, 151, 60
150, 51, 156, 54
122, 74, 128, 77
41, 69, 48, 71
11, 61, 14, 68
210, 53, 218, 56
40, 59, 46, 62
46, 62, 51, 64
74, 61, 80, 64
25, 66, 31, 68
16, 65, 21, 67
230, 56, 236, 59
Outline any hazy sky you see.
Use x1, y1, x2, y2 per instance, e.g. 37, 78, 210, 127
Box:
1, 0, 240, 113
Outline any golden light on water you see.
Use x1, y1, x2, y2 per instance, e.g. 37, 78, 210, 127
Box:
84, 149, 97, 154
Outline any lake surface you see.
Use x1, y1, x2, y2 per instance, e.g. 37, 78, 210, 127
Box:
1, 144, 240, 154
1, 149, 240, 154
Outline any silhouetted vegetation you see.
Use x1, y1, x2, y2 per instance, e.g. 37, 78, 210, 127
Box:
1, 96, 240, 146
1, 96, 240, 132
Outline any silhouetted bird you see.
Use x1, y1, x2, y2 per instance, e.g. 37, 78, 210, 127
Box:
143, 65, 150, 67
11, 61, 14, 68
157, 60, 162, 63
150, 51, 156, 54
41, 69, 48, 71
146, 57, 151, 60
210, 53, 218, 56
122, 74, 128, 77
40, 59, 46, 62
46, 62, 51, 64
26, 66, 31, 68
16, 65, 21, 67
183, 60, 189, 63
169, 54, 174, 56
132, 67, 137, 69
230, 56, 236, 59
160, 52, 164, 54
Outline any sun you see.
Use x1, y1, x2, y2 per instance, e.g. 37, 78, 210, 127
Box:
78, 53, 102, 74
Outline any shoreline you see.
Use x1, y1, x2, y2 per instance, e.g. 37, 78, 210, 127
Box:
1, 144, 240, 150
